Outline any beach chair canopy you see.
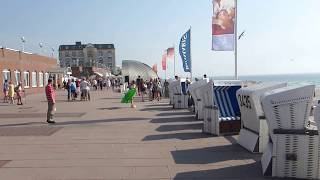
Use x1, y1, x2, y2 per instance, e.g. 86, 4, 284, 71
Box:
236, 82, 287, 132
261, 85, 315, 134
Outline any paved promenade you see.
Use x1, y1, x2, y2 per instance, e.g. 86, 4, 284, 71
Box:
0, 90, 272, 179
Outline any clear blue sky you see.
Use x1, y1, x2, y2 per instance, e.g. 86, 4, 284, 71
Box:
1, 0, 319, 78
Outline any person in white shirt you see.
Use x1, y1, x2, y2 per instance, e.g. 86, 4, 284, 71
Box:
80, 78, 90, 101
93, 79, 97, 90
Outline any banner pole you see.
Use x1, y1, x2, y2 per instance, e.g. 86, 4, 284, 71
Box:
173, 44, 176, 77
190, 26, 192, 80
234, 0, 238, 80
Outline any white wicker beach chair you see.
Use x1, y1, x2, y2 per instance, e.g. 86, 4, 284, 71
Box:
237, 82, 287, 153
172, 79, 189, 109
188, 79, 209, 119
261, 85, 318, 179
168, 80, 176, 105
202, 80, 242, 136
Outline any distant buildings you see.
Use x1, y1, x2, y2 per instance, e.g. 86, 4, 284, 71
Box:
58, 42, 115, 69
0, 47, 60, 94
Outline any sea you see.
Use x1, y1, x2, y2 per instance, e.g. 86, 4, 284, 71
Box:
211, 73, 320, 87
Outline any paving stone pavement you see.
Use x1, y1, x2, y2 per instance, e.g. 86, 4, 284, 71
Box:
0, 90, 283, 179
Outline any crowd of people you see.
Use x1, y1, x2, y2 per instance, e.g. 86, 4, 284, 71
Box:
126, 76, 169, 108
61, 77, 122, 101
2, 80, 24, 105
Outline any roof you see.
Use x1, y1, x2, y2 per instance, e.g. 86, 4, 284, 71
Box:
59, 43, 114, 51
121, 60, 158, 81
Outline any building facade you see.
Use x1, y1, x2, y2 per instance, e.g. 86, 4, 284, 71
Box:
59, 42, 115, 69
1, 47, 58, 96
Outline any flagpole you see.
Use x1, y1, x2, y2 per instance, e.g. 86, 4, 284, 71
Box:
190, 26, 192, 80
234, 0, 238, 80
173, 44, 176, 77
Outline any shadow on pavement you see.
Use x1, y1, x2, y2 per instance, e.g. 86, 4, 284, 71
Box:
156, 111, 193, 117
173, 162, 264, 180
150, 117, 197, 124
0, 122, 46, 127
142, 132, 212, 141
97, 107, 122, 110
145, 103, 171, 107
140, 107, 174, 112
55, 117, 150, 126
171, 144, 260, 164
100, 97, 122, 100
224, 135, 238, 144
156, 123, 203, 132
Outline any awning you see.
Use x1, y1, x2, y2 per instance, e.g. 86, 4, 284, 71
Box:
93, 72, 103, 77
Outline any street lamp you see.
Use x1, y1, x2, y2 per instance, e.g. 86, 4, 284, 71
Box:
20, 36, 26, 52
39, 43, 43, 54
51, 47, 55, 58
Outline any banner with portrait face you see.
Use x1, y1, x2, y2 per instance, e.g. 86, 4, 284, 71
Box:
212, 0, 236, 51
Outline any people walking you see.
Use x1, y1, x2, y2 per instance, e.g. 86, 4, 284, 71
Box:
15, 82, 23, 105
80, 78, 90, 101
70, 79, 77, 100
2, 80, 9, 103
66, 79, 71, 101
130, 80, 137, 108
93, 79, 97, 90
45, 79, 56, 124
8, 81, 15, 104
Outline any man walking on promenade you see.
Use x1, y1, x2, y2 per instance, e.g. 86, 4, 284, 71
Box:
45, 79, 56, 124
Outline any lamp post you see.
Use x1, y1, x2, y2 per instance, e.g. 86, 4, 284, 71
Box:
20, 36, 26, 52
51, 47, 55, 58
39, 43, 43, 54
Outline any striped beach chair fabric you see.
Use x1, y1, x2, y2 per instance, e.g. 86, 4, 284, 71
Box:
213, 85, 241, 121
181, 82, 189, 95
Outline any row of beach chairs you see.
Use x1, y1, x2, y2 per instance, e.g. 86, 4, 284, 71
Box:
169, 79, 320, 179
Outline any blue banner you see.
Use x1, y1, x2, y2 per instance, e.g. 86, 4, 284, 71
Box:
179, 29, 191, 72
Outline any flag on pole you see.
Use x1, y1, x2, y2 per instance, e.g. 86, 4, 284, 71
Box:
166, 47, 174, 60
161, 53, 167, 70
152, 64, 158, 73
212, 0, 236, 51
179, 29, 191, 72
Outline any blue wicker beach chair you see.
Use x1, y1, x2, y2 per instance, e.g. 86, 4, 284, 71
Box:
203, 80, 242, 136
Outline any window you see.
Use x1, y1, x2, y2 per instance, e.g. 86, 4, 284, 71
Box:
38, 72, 44, 87
23, 71, 30, 88
2, 69, 11, 83
14, 70, 21, 85
44, 73, 49, 86
65, 51, 70, 57
79, 51, 84, 57
72, 51, 76, 57
31, 72, 37, 87
107, 51, 112, 57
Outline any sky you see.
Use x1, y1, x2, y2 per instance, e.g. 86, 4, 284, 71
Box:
0, 0, 320, 78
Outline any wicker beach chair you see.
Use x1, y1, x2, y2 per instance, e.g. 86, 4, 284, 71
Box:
261, 85, 318, 179
202, 80, 242, 136
237, 82, 287, 153
188, 79, 209, 119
